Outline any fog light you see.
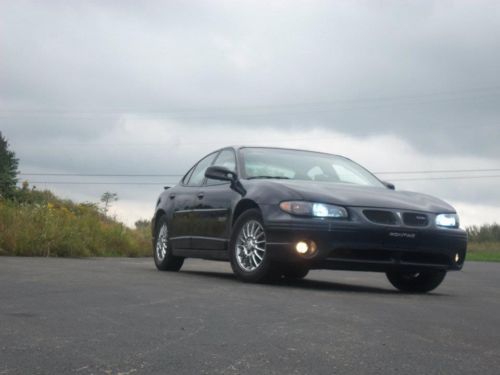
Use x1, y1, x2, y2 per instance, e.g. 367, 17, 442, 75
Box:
295, 240, 318, 257
455, 253, 460, 263
296, 241, 309, 254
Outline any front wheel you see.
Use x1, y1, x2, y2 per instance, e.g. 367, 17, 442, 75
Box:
386, 270, 446, 293
153, 216, 184, 271
229, 209, 280, 283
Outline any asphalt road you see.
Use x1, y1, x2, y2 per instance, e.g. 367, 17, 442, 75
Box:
0, 258, 499, 375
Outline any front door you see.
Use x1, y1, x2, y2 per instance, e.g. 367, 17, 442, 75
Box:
190, 149, 239, 251
170, 151, 218, 249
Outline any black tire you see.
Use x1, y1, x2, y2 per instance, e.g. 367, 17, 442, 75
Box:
282, 264, 309, 279
153, 216, 184, 271
229, 209, 280, 283
386, 270, 446, 293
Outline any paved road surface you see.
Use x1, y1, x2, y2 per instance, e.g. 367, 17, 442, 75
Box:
1, 257, 499, 374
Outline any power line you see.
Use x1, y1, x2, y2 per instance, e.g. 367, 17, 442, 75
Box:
19, 173, 184, 177
390, 175, 500, 181
18, 168, 500, 177
2, 85, 500, 118
375, 168, 500, 175
23, 181, 177, 185
20, 175, 500, 186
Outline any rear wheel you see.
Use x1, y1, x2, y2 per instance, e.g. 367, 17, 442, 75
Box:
230, 209, 280, 283
386, 270, 446, 293
153, 216, 184, 271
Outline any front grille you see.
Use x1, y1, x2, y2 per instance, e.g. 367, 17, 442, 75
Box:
402, 212, 428, 227
363, 210, 397, 225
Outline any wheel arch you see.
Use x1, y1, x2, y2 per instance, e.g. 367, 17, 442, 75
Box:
152, 209, 167, 236
231, 199, 261, 228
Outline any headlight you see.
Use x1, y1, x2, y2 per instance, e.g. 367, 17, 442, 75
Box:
279, 201, 348, 218
435, 213, 459, 228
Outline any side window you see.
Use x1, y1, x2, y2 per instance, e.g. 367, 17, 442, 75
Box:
182, 166, 195, 185
206, 149, 237, 185
187, 152, 217, 186
213, 149, 236, 171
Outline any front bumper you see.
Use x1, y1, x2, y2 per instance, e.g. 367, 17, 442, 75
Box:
261, 205, 467, 272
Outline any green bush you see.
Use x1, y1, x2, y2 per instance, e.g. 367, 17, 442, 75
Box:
465, 224, 500, 261
466, 224, 500, 243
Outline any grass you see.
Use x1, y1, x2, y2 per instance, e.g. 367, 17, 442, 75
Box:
466, 242, 500, 262
466, 252, 500, 262
466, 225, 500, 262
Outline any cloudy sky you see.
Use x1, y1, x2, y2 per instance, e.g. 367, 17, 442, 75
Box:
1, 0, 499, 227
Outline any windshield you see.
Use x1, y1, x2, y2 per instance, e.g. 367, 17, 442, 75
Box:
241, 148, 385, 188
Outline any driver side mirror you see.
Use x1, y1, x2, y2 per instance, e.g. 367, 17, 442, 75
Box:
383, 181, 395, 190
205, 166, 246, 196
205, 166, 237, 182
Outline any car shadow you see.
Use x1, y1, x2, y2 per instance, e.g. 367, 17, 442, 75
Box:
277, 277, 399, 295
179, 270, 423, 295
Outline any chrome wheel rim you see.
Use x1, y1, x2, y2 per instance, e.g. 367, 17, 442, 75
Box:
156, 223, 168, 261
236, 220, 266, 272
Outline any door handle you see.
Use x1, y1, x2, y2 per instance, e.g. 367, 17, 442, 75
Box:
169, 193, 176, 199
197, 192, 204, 199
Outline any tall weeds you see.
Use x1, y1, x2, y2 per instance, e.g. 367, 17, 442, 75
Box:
0, 191, 151, 257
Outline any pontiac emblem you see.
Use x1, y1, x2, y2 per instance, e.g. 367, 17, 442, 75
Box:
389, 232, 416, 239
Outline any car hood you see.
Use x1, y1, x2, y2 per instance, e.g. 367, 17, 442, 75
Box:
252, 180, 455, 213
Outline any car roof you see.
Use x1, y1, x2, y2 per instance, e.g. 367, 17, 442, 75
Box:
225, 145, 347, 160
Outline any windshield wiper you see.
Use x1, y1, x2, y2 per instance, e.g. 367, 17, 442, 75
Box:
247, 176, 291, 180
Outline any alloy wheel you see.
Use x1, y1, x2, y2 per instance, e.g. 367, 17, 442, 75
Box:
235, 220, 266, 272
156, 223, 168, 261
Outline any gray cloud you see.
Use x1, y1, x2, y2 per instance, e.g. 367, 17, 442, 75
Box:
2, 0, 500, 155
1, 0, 499, 225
